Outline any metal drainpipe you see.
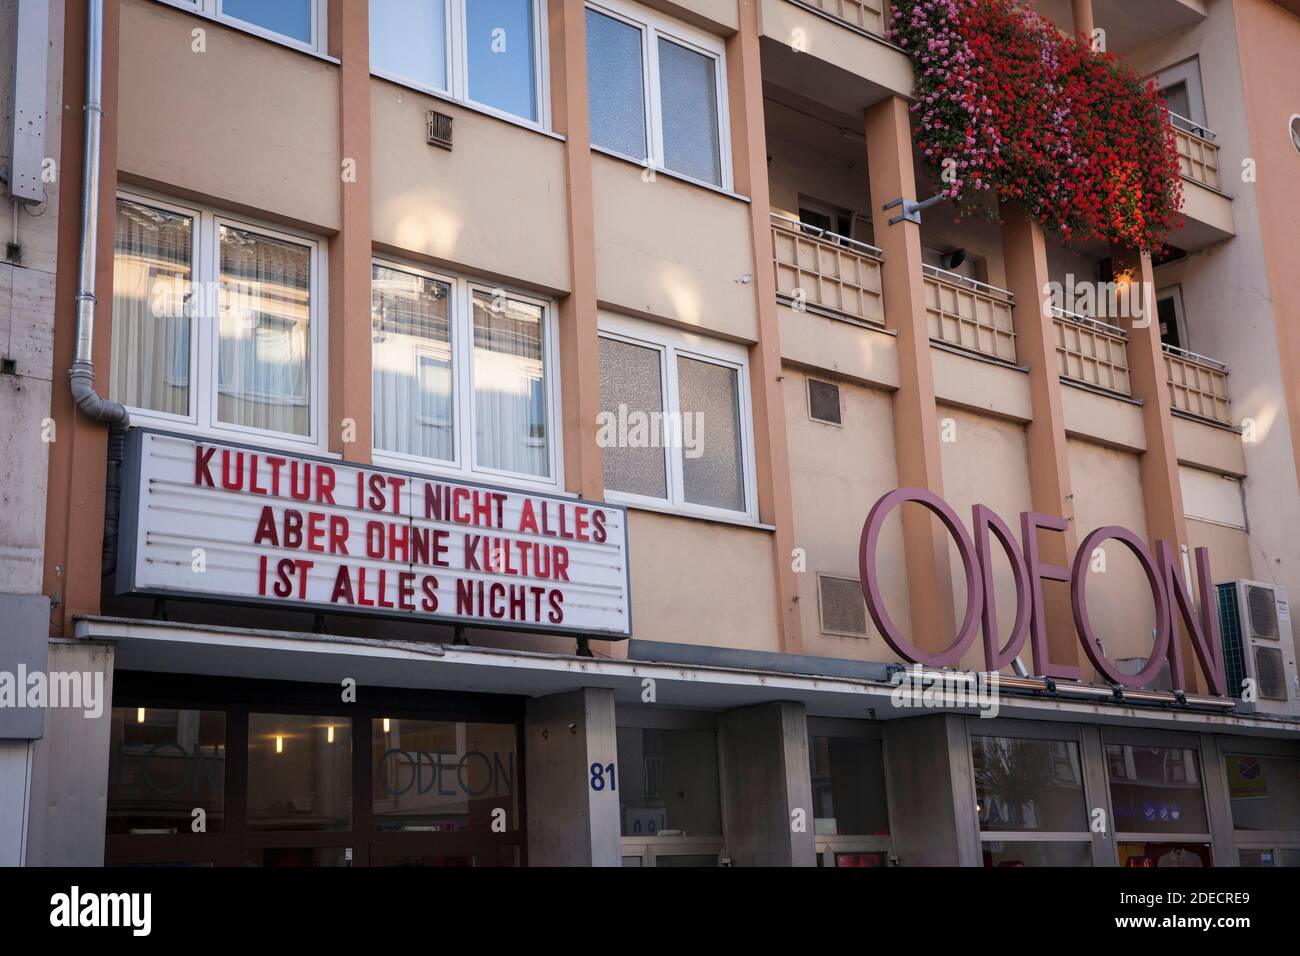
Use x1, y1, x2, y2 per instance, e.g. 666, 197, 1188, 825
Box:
68, 0, 130, 575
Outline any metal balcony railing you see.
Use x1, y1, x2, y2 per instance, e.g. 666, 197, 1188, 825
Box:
1168, 114, 1222, 191
770, 212, 885, 326
797, 0, 891, 38
1053, 307, 1132, 396
1163, 343, 1232, 425
923, 264, 1017, 363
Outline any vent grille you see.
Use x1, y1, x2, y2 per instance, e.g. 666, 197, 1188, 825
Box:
1246, 585, 1279, 639
808, 379, 842, 424
818, 574, 867, 637
1254, 647, 1287, 700
427, 110, 453, 150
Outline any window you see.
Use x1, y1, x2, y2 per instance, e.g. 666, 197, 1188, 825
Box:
971, 734, 1093, 867
1156, 286, 1188, 351
369, 0, 548, 126
171, 0, 326, 53
585, 1, 730, 189
108, 708, 227, 835
371, 260, 559, 486
1106, 742, 1212, 844
1155, 58, 1208, 134
110, 194, 324, 447
809, 734, 889, 837
597, 316, 756, 520
247, 713, 352, 831
1223, 754, 1300, 832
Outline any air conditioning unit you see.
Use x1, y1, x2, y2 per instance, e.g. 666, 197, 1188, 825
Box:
1216, 580, 1300, 717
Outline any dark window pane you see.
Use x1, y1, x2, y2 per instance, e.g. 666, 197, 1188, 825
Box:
982, 841, 1093, 867
972, 735, 1088, 833
107, 707, 226, 835
1106, 744, 1209, 835
1118, 841, 1212, 867
617, 727, 721, 837
808, 735, 889, 836
247, 714, 352, 831
1223, 754, 1300, 832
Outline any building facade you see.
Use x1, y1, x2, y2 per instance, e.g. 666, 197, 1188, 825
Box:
3, 0, 1300, 866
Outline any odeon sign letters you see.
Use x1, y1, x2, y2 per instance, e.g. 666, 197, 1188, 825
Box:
858, 488, 1227, 696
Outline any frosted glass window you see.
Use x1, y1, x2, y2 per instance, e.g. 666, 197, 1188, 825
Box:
599, 337, 667, 498
370, 0, 448, 91
372, 265, 454, 463
472, 291, 548, 477
217, 226, 312, 436
657, 38, 721, 186
221, 0, 312, 44
677, 356, 743, 512
111, 199, 194, 417
466, 0, 538, 121
586, 8, 647, 159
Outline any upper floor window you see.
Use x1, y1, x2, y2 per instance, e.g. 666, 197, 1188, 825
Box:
110, 194, 325, 448
585, 0, 731, 189
597, 315, 756, 521
371, 260, 559, 487
370, 0, 548, 126
172, 0, 326, 53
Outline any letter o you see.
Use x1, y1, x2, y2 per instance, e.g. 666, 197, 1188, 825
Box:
1071, 526, 1170, 688
858, 487, 983, 666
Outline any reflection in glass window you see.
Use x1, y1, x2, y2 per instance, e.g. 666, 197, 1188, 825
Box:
246, 714, 352, 831
1223, 754, 1300, 832
972, 736, 1087, 832
1106, 744, 1209, 835
982, 842, 1092, 867
657, 37, 721, 186
222, 0, 313, 44
107, 708, 226, 834
466, 0, 538, 121
1118, 842, 1211, 867
370, 0, 448, 91
372, 264, 454, 463
110, 199, 193, 417
808, 735, 890, 837
372, 718, 518, 833
472, 290, 548, 477
616, 727, 721, 837
217, 226, 312, 436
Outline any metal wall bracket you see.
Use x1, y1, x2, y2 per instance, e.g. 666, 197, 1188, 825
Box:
883, 192, 949, 226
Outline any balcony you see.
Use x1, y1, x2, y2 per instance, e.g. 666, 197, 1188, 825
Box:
923, 266, 1017, 363
795, 0, 891, 37
1164, 344, 1232, 426
1170, 115, 1222, 191
1054, 308, 1132, 396
771, 212, 885, 326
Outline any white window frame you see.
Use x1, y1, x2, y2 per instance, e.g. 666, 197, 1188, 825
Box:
369, 0, 552, 131
113, 189, 328, 453
162, 0, 328, 56
370, 257, 564, 492
597, 313, 758, 523
585, 0, 733, 191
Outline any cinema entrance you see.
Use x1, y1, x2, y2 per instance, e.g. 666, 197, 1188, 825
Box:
104, 673, 525, 866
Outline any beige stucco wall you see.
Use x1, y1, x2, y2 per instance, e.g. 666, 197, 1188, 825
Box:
591, 153, 757, 341
757, 0, 913, 96
624, 510, 782, 652
777, 305, 898, 388
783, 371, 908, 661
1067, 438, 1161, 666
370, 78, 571, 292
117, 0, 340, 231
936, 406, 1035, 672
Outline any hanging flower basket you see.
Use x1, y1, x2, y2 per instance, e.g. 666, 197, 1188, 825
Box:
891, 0, 1184, 251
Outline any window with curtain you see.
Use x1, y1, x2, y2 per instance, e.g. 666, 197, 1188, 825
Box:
370, 0, 544, 125
597, 319, 753, 519
110, 199, 194, 418
370, 263, 556, 485
371, 264, 454, 464
585, 0, 728, 188
110, 193, 323, 445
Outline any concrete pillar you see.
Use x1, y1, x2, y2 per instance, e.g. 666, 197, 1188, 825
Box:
729, 0, 803, 652
1199, 734, 1239, 866
24, 640, 115, 866
1110, 245, 1204, 693
1000, 204, 1084, 679
524, 688, 621, 866
883, 715, 980, 866
718, 702, 816, 866
865, 96, 958, 654
1071, 0, 1096, 38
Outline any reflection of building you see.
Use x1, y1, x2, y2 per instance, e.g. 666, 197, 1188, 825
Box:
7, 0, 1300, 867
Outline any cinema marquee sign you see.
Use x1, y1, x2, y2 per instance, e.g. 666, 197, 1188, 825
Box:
859, 488, 1228, 697
118, 431, 632, 638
